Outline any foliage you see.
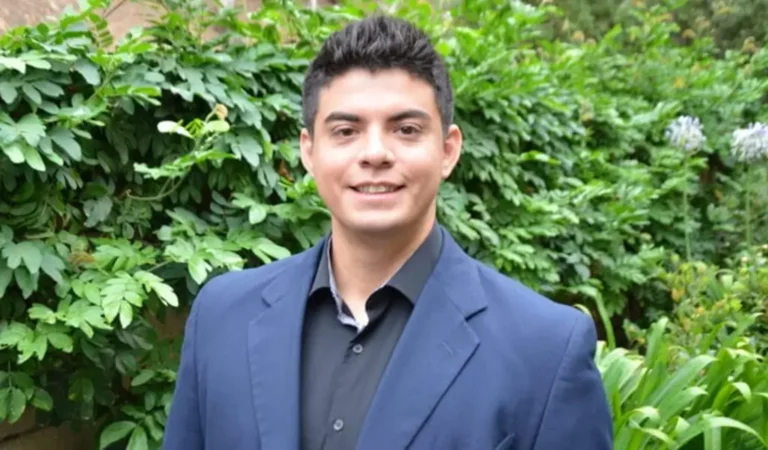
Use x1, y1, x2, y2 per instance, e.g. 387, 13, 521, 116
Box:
0, 0, 327, 446
651, 252, 768, 357
0, 0, 766, 448
598, 314, 768, 449
540, 0, 768, 52
606, 253, 768, 449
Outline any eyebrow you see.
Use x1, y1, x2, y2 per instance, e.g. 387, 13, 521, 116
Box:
322, 109, 432, 124
324, 112, 360, 123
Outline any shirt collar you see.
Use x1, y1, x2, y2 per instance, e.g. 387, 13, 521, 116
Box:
309, 222, 443, 305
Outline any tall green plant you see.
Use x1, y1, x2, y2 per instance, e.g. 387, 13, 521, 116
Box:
599, 315, 768, 449
730, 122, 768, 261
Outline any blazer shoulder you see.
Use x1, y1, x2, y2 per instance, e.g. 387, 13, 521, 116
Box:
474, 260, 591, 338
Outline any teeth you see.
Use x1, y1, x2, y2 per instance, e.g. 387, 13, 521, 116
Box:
357, 185, 396, 194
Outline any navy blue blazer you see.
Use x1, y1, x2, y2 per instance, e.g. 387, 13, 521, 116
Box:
162, 226, 613, 450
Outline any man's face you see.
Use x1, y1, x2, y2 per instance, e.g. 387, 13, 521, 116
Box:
300, 68, 462, 237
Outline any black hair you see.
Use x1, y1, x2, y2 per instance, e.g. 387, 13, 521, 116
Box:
301, 15, 454, 135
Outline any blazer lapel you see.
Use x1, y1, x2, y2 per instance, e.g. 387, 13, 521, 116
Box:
356, 228, 487, 449
247, 239, 325, 450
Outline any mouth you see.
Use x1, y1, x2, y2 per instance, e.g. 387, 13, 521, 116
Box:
351, 183, 405, 194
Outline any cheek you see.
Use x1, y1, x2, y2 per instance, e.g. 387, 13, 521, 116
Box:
311, 156, 351, 191
403, 151, 443, 180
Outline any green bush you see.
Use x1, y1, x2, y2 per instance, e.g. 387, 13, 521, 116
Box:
598, 313, 768, 449
0, 0, 766, 448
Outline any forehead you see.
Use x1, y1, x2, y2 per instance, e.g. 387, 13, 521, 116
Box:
316, 68, 439, 120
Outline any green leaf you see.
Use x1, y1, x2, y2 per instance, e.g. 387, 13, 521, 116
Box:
119, 302, 133, 329
21, 84, 41, 105
32, 81, 64, 98
100, 274, 145, 323
133, 271, 179, 307
16, 114, 46, 147
83, 197, 113, 228
101, 293, 122, 324
23, 58, 50, 70
188, 254, 211, 284
17, 333, 47, 363
11, 372, 34, 398
235, 131, 261, 167
49, 127, 82, 161
0, 57, 26, 73
151, 280, 178, 307
99, 421, 137, 449
21, 144, 46, 171
143, 72, 165, 83
46, 331, 73, 352
2, 143, 24, 163
84, 284, 101, 305
74, 59, 101, 85
28, 304, 56, 324
676, 415, 766, 448
0, 225, 12, 245
0, 388, 8, 420
7, 387, 26, 423
31, 388, 54, 412
0, 263, 12, 298
636, 426, 675, 446
249, 204, 268, 224
14, 266, 38, 299
127, 425, 148, 450
203, 120, 230, 133
0, 322, 33, 348
115, 352, 138, 375
38, 136, 63, 166
255, 238, 291, 261
157, 120, 192, 138
131, 369, 155, 387
0, 83, 17, 104
41, 252, 65, 283
144, 391, 157, 412
64, 300, 111, 337
3, 241, 43, 273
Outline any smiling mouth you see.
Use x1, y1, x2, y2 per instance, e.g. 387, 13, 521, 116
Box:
352, 184, 404, 194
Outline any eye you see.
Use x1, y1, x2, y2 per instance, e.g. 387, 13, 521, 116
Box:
332, 126, 357, 137
397, 125, 421, 136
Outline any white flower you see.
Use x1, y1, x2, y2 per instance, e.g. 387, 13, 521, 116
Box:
731, 122, 768, 162
665, 115, 706, 152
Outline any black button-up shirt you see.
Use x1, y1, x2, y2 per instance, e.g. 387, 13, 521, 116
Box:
300, 223, 442, 450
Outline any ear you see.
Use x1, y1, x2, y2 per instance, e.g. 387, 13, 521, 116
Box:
440, 124, 463, 179
299, 128, 315, 177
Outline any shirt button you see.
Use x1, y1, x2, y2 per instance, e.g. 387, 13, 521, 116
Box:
333, 418, 344, 432
352, 343, 363, 354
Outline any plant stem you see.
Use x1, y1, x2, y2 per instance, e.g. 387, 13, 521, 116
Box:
127, 175, 187, 202
683, 155, 692, 262
745, 165, 752, 252
745, 165, 755, 287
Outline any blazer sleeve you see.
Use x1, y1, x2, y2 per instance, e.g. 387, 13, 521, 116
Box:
531, 313, 613, 450
162, 292, 204, 450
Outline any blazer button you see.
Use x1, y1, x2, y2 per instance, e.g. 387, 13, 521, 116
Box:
333, 419, 344, 432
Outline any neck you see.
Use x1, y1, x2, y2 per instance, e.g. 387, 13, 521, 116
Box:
329, 215, 435, 309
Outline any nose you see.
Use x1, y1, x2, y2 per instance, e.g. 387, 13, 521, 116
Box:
358, 130, 393, 167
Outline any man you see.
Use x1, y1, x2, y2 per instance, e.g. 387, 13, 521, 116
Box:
162, 14, 613, 450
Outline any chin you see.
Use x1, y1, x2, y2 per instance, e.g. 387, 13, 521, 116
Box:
337, 213, 413, 236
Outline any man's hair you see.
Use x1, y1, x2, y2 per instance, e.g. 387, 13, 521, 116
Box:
301, 15, 454, 135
